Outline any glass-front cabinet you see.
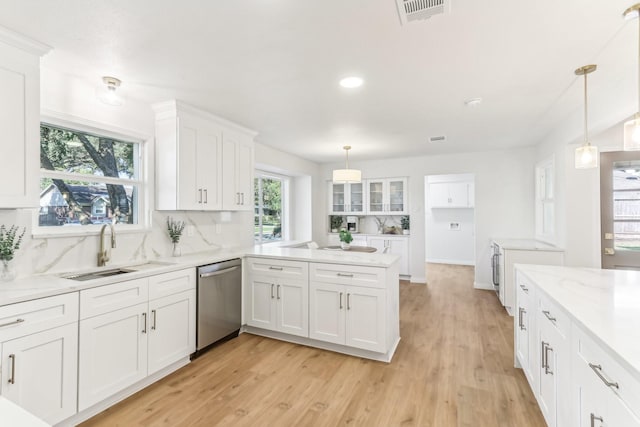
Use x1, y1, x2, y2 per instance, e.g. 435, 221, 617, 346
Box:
328, 182, 366, 214
367, 178, 408, 215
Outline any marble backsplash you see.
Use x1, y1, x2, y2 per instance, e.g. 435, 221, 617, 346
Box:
0, 209, 253, 279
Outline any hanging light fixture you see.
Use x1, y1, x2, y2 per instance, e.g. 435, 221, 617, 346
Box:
332, 146, 361, 183
97, 76, 125, 106
624, 4, 640, 150
574, 65, 599, 169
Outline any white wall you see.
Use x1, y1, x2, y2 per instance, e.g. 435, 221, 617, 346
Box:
320, 147, 536, 285
425, 174, 475, 265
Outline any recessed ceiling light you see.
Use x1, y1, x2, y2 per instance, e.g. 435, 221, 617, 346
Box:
429, 136, 447, 143
464, 97, 482, 107
339, 76, 364, 88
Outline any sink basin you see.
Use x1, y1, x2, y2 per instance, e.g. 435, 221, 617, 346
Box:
64, 268, 133, 281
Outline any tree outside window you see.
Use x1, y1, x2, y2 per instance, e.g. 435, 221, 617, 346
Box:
254, 175, 283, 243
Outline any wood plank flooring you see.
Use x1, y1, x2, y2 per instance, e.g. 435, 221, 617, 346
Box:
81, 263, 544, 427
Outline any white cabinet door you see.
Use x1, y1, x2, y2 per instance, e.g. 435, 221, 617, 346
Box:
235, 137, 254, 212
246, 276, 277, 331
607, 393, 640, 426
429, 182, 471, 208
78, 303, 148, 411
196, 121, 223, 210
329, 182, 347, 214
1, 323, 78, 425
448, 182, 469, 207
515, 293, 530, 376
387, 178, 407, 214
538, 326, 557, 427
309, 282, 345, 345
329, 182, 366, 214
276, 278, 308, 337
367, 179, 386, 214
368, 237, 409, 275
222, 132, 254, 211
345, 286, 386, 352
349, 182, 365, 214
148, 289, 196, 375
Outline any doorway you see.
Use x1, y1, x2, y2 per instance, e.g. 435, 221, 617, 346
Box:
600, 151, 640, 269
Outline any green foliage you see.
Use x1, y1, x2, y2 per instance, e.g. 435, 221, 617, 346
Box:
330, 215, 343, 230
166, 217, 185, 243
401, 215, 410, 230
339, 228, 353, 244
0, 225, 26, 261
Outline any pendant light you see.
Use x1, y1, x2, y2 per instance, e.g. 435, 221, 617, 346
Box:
332, 146, 362, 183
97, 76, 125, 106
624, 4, 640, 150
574, 65, 598, 169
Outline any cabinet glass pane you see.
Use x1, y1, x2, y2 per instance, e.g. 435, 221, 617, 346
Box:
369, 182, 383, 211
332, 184, 345, 212
389, 181, 404, 211
350, 183, 363, 212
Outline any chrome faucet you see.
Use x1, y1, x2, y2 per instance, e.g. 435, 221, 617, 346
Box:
98, 223, 116, 267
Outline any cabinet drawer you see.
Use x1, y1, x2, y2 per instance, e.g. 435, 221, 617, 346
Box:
80, 278, 149, 320
310, 263, 385, 288
574, 324, 640, 418
0, 293, 79, 342
537, 292, 569, 338
516, 272, 533, 297
246, 258, 307, 279
149, 268, 195, 300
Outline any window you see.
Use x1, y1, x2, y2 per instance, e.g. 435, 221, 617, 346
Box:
254, 173, 286, 243
535, 157, 555, 242
39, 122, 142, 228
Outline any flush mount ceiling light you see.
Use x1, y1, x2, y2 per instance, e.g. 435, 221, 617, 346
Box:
97, 76, 125, 106
574, 64, 598, 169
624, 4, 640, 150
464, 97, 482, 107
332, 145, 362, 183
339, 76, 364, 89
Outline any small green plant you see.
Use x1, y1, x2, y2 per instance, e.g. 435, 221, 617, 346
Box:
339, 228, 353, 244
401, 215, 410, 230
330, 215, 343, 231
0, 225, 26, 261
166, 217, 185, 243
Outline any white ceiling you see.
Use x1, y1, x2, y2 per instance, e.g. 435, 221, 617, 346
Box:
0, 0, 637, 163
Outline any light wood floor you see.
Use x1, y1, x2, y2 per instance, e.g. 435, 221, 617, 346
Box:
81, 264, 544, 427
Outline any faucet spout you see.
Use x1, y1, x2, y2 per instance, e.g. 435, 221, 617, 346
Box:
98, 223, 117, 267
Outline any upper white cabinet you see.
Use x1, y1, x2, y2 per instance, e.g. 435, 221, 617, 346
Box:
153, 100, 256, 211
0, 28, 50, 208
328, 182, 365, 214
367, 178, 408, 215
429, 181, 474, 208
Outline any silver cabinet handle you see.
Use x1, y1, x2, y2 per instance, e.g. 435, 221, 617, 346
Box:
269, 266, 283, 271
588, 363, 619, 389
236, 192, 240, 205
541, 341, 548, 371
198, 188, 203, 203
271, 284, 275, 299
337, 273, 354, 278
241, 193, 245, 205
0, 318, 24, 328
199, 266, 239, 278
518, 307, 526, 330
142, 312, 147, 333
276, 285, 281, 300
339, 292, 343, 309
542, 310, 556, 323
519, 284, 529, 293
151, 309, 157, 330
347, 293, 351, 310
204, 189, 208, 204
590, 413, 604, 427
8, 354, 15, 384
544, 344, 553, 375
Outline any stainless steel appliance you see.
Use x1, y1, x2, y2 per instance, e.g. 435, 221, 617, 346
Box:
491, 243, 501, 296
346, 216, 359, 233
196, 258, 242, 354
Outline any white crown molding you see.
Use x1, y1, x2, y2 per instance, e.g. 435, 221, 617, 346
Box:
0, 26, 51, 56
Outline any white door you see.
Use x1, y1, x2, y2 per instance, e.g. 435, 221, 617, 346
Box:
78, 303, 148, 411
276, 279, 308, 337
367, 179, 386, 214
345, 286, 386, 352
196, 122, 223, 210
1, 323, 78, 425
148, 290, 196, 375
246, 276, 277, 331
309, 282, 345, 345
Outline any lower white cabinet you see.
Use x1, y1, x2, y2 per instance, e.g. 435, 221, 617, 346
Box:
327, 234, 410, 276
245, 258, 309, 337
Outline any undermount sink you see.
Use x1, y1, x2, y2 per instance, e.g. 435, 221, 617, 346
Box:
62, 261, 175, 281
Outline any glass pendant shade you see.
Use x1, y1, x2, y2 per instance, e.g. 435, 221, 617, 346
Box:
575, 144, 598, 169
332, 146, 361, 183
97, 76, 125, 106
624, 114, 640, 150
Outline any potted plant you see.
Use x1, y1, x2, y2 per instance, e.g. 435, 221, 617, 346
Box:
166, 217, 185, 256
330, 215, 343, 233
401, 215, 410, 235
0, 224, 25, 281
339, 228, 353, 250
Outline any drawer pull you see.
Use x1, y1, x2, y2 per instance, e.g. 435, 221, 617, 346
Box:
542, 310, 556, 323
0, 318, 25, 328
269, 266, 283, 271
519, 284, 529, 293
588, 363, 619, 389
142, 312, 147, 334
151, 309, 157, 330
518, 307, 526, 330
271, 284, 275, 299
544, 344, 553, 375
337, 273, 354, 278
8, 354, 15, 384
590, 413, 604, 427
347, 293, 351, 310
276, 285, 281, 300
339, 292, 343, 309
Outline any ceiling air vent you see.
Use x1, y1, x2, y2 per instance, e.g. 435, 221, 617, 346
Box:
396, 0, 449, 25
429, 136, 446, 143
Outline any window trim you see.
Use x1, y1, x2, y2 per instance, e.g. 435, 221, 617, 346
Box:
254, 170, 289, 245
33, 113, 151, 238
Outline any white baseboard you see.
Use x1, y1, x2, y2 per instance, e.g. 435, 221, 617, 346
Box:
409, 276, 426, 284
426, 258, 475, 266
474, 281, 495, 290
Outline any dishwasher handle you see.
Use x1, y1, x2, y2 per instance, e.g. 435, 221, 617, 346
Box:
199, 266, 239, 279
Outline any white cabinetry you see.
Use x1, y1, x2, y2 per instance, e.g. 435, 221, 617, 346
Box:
328, 182, 366, 214
367, 178, 408, 214
245, 258, 309, 337
153, 100, 256, 211
429, 181, 474, 208
368, 236, 409, 276
0, 29, 49, 208
78, 268, 195, 411
0, 293, 78, 425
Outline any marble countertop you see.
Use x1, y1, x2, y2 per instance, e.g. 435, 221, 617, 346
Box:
492, 238, 564, 252
0, 246, 399, 307
515, 264, 640, 380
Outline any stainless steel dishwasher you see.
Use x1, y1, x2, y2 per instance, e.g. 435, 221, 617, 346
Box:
195, 258, 242, 355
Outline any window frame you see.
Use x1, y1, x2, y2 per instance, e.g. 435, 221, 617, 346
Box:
254, 170, 289, 245
33, 113, 151, 238
535, 156, 555, 243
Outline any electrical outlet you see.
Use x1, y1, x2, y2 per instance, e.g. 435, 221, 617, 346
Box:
187, 225, 195, 237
